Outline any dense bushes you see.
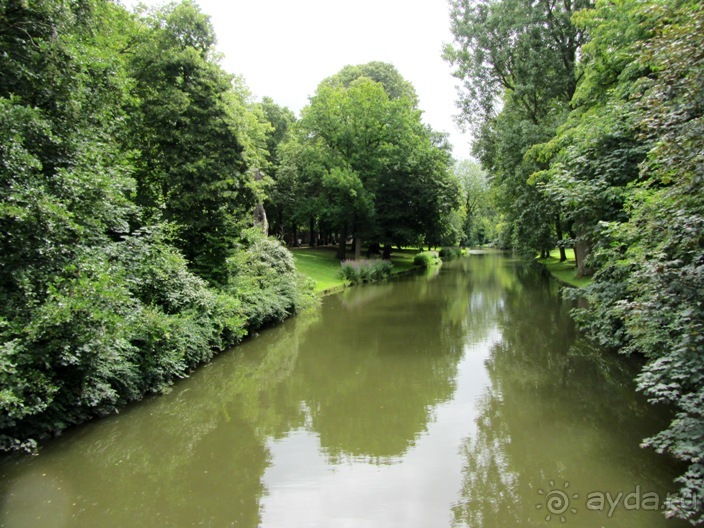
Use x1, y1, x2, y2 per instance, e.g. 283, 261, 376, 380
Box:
224, 229, 317, 329
338, 259, 393, 285
0, 0, 315, 452
413, 251, 442, 268
0, 228, 316, 452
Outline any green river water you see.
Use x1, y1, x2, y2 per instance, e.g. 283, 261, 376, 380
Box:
0, 253, 688, 527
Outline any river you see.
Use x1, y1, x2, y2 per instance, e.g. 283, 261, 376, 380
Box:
0, 252, 687, 527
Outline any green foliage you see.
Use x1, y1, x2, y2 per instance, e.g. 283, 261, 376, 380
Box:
0, 0, 318, 452
0, 229, 249, 452
338, 259, 393, 285
445, 0, 587, 257
452, 160, 497, 246
572, 1, 704, 521
278, 64, 458, 257
319, 61, 419, 106
128, 0, 256, 283
224, 229, 317, 330
448, 0, 704, 521
413, 251, 442, 269
439, 247, 463, 261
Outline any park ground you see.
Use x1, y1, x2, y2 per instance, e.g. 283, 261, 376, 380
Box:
536, 248, 591, 288
292, 246, 590, 293
291, 247, 418, 293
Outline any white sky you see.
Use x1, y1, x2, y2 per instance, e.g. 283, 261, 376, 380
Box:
121, 0, 473, 160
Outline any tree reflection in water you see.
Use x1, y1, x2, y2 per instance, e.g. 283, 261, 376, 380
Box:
451, 267, 685, 528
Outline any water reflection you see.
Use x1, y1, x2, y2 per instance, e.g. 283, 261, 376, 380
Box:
0, 253, 685, 528
451, 265, 684, 528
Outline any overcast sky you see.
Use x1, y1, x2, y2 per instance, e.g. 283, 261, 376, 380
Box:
121, 0, 473, 160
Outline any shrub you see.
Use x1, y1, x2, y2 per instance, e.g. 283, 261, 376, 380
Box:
338, 259, 393, 285
223, 228, 317, 330
439, 246, 462, 261
0, 228, 252, 452
413, 251, 442, 268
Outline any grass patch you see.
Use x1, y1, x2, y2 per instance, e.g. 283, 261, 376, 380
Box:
291, 248, 344, 292
536, 248, 592, 288
388, 248, 418, 274
292, 247, 421, 293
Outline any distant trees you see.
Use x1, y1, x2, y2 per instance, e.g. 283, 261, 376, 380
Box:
445, 0, 589, 261
453, 160, 495, 247
268, 62, 460, 259
446, 0, 704, 522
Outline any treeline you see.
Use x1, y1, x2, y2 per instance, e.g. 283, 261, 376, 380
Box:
0, 0, 322, 452
446, 0, 703, 523
265, 61, 488, 255
0, 0, 479, 452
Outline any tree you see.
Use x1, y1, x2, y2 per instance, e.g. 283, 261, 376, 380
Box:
259, 97, 299, 239
296, 79, 387, 258
287, 70, 457, 259
568, 1, 704, 522
319, 61, 419, 107
129, 0, 255, 282
0, 0, 315, 452
453, 160, 491, 246
445, 0, 590, 258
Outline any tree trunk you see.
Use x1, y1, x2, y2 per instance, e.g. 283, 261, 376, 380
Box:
354, 236, 362, 260
253, 203, 268, 235
555, 215, 566, 262
336, 225, 347, 260
309, 217, 315, 247
574, 238, 593, 277
383, 244, 392, 260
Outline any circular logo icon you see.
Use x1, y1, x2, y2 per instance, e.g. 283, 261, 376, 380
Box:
536, 480, 579, 523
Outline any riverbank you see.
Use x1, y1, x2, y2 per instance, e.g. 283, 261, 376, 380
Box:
291, 247, 418, 294
536, 248, 591, 288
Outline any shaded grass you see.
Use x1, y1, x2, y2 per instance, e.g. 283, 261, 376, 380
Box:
292, 247, 419, 293
291, 248, 343, 292
536, 248, 592, 288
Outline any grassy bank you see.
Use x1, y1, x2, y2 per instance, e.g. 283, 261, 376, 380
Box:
292, 247, 418, 293
536, 248, 591, 288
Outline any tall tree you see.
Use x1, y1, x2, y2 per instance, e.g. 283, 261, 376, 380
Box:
129, 0, 255, 282
445, 0, 590, 258
289, 71, 456, 259
260, 97, 299, 239
319, 61, 419, 107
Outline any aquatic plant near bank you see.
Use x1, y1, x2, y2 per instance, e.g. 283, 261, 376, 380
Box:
338, 259, 393, 285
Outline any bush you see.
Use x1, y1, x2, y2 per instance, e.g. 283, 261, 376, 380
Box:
0, 228, 250, 452
338, 259, 393, 285
223, 228, 317, 330
413, 251, 442, 268
439, 246, 462, 261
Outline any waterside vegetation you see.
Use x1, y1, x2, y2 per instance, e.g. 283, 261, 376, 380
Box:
446, 0, 704, 521
0, 0, 471, 452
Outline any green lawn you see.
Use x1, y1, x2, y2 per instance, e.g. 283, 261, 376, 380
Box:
536, 248, 591, 288
291, 248, 344, 292
291, 247, 420, 293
